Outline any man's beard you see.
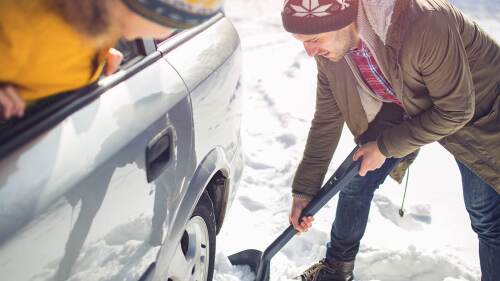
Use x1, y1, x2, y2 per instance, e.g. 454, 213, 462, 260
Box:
322, 48, 350, 62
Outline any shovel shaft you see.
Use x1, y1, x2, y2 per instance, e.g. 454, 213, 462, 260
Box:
262, 225, 296, 259
300, 156, 360, 218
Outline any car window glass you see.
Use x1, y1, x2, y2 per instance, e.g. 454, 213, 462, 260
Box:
0, 39, 155, 153
0, 40, 143, 144
115, 39, 144, 68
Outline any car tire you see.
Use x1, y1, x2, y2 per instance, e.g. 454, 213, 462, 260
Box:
178, 192, 216, 281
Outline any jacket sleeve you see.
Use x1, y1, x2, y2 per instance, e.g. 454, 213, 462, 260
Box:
378, 13, 475, 158
292, 58, 344, 198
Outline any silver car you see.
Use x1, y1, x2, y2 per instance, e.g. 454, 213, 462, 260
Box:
0, 14, 243, 281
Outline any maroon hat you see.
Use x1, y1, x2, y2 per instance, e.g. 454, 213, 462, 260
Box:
282, 0, 358, 35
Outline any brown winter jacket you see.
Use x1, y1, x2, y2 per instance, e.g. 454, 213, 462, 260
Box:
292, 0, 500, 197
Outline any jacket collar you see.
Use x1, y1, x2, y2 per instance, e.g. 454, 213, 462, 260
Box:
386, 0, 414, 50
358, 0, 414, 51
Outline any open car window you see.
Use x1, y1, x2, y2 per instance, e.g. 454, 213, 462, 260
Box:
0, 13, 224, 160
0, 39, 159, 159
115, 39, 146, 69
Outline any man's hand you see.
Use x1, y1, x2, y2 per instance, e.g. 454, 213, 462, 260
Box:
0, 85, 25, 120
104, 48, 124, 76
289, 196, 314, 234
353, 141, 387, 176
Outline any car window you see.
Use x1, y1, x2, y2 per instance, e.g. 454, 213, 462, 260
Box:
0, 39, 160, 158
115, 39, 145, 69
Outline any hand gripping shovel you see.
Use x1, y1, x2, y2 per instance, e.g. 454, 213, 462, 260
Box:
228, 147, 362, 281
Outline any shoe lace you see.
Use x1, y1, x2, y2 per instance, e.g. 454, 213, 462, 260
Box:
302, 259, 329, 280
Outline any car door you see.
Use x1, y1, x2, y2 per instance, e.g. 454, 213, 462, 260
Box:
0, 38, 195, 281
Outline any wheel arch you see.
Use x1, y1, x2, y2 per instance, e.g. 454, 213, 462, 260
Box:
205, 170, 230, 235
187, 147, 231, 234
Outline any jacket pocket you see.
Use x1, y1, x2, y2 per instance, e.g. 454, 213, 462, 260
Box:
472, 83, 500, 131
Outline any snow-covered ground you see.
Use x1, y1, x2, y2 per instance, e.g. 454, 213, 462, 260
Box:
214, 1, 500, 281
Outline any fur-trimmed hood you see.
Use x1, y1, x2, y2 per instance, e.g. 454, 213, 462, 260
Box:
360, 0, 413, 48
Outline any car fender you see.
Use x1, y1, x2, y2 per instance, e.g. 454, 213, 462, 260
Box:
153, 146, 230, 281
178, 146, 230, 228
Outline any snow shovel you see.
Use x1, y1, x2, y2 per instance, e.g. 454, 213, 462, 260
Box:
228, 147, 362, 281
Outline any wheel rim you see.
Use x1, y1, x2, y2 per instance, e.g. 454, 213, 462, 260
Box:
169, 216, 210, 281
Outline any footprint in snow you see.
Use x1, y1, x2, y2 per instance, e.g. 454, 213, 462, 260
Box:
373, 195, 432, 231
276, 133, 297, 148
245, 158, 274, 170
284, 61, 301, 78
284, 50, 308, 78
239, 196, 267, 212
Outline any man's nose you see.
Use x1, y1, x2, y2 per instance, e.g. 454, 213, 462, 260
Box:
303, 42, 319, 56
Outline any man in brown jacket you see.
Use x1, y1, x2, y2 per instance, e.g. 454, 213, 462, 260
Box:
281, 0, 500, 280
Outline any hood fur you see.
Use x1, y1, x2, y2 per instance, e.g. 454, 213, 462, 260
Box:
362, 0, 396, 44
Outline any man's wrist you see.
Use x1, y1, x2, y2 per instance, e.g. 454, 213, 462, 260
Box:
292, 191, 314, 200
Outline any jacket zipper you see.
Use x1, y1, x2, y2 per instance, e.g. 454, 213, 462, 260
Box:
345, 56, 387, 103
395, 53, 411, 118
364, 40, 412, 117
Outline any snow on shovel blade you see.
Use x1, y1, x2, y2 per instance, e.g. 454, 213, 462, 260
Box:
228, 249, 268, 281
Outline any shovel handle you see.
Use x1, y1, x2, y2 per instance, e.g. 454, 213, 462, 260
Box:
262, 147, 361, 259
300, 148, 360, 218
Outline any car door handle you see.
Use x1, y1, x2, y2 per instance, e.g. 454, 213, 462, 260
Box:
146, 129, 171, 183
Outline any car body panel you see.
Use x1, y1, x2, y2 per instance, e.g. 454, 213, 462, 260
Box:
163, 18, 242, 165
0, 59, 194, 281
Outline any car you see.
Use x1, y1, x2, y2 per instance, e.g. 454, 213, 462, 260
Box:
0, 13, 243, 281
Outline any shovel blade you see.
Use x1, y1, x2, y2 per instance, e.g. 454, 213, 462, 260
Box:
228, 249, 270, 281
228, 249, 262, 274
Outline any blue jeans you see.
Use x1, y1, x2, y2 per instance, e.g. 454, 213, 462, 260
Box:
457, 160, 500, 281
325, 158, 500, 281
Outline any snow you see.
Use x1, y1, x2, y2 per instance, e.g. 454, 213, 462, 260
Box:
214, 0, 500, 280
29, 214, 160, 281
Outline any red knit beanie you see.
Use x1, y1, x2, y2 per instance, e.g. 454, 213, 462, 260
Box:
282, 0, 358, 35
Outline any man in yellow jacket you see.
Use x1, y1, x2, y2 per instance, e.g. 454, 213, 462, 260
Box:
0, 0, 223, 120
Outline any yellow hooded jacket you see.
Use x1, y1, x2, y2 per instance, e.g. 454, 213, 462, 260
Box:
0, 0, 110, 102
